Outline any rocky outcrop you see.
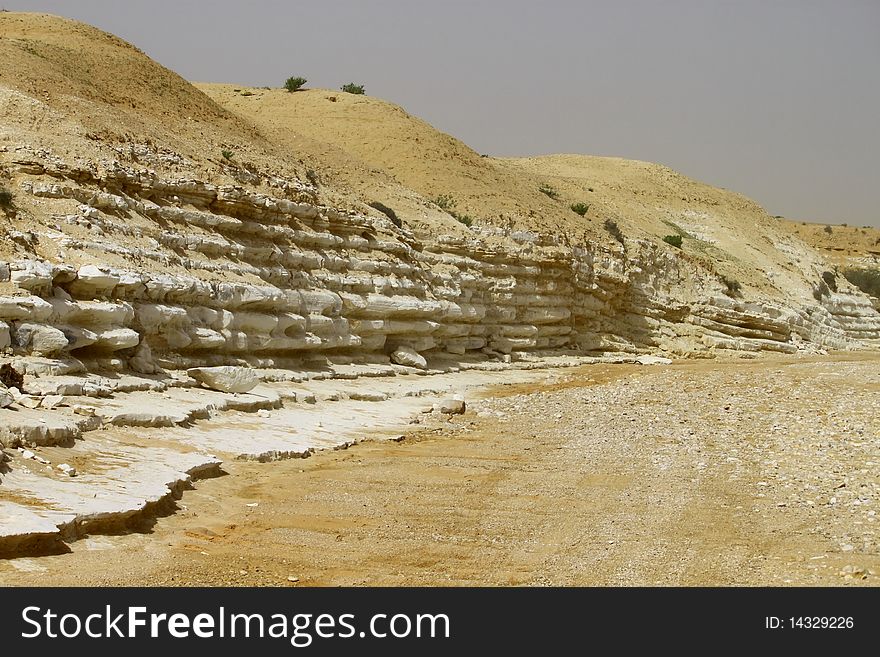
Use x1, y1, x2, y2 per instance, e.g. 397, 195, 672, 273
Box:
188, 366, 260, 393
1, 157, 878, 382
1, 153, 879, 557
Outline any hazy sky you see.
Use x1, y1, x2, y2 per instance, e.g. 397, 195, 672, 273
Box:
4, 0, 879, 226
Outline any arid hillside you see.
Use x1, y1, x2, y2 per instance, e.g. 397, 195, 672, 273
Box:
780, 221, 880, 263
199, 83, 847, 301
777, 220, 880, 305
1, 13, 879, 558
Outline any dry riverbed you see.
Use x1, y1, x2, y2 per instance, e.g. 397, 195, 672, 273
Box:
1, 355, 878, 586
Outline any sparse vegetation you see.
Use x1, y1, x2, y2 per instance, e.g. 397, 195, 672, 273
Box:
570, 202, 590, 216
824, 225, 833, 234
843, 268, 880, 298
368, 201, 401, 228
431, 194, 473, 227
284, 76, 307, 92
221, 149, 234, 160
305, 169, 319, 187
0, 185, 13, 209
433, 194, 456, 210
661, 220, 694, 239
240, 90, 254, 97
720, 275, 742, 297
663, 234, 683, 248
603, 219, 625, 245
341, 83, 365, 95
813, 281, 830, 301
821, 270, 837, 293
539, 183, 560, 200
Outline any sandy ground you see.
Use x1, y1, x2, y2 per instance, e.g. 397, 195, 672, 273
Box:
1, 355, 878, 587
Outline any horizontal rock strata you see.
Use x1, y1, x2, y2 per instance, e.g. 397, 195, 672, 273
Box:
1, 155, 879, 556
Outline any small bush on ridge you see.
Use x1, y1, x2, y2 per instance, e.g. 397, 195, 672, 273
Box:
433, 194, 456, 210
284, 76, 307, 92
539, 183, 560, 200
570, 202, 590, 216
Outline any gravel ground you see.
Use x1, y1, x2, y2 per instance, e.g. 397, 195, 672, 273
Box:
1, 355, 877, 586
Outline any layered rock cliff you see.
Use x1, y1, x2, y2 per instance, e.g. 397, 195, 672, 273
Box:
1, 12, 878, 554
2, 154, 878, 379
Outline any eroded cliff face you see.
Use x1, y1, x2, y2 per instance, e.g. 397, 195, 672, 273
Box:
1, 12, 879, 555
5, 149, 880, 554
2, 152, 879, 385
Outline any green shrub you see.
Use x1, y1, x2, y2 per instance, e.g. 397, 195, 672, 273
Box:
284, 76, 307, 92
603, 219, 625, 245
305, 169, 319, 186
843, 268, 880, 297
433, 194, 456, 210
663, 234, 683, 248
539, 183, 560, 200
0, 185, 12, 208
240, 90, 254, 97
431, 194, 473, 226
341, 83, 365, 95
570, 202, 590, 216
823, 225, 833, 234
368, 201, 401, 228
221, 150, 234, 160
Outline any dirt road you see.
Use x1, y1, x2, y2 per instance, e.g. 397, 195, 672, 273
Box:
2, 356, 878, 586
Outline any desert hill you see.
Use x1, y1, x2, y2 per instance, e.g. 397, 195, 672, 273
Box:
0, 11, 879, 556
780, 219, 880, 265
200, 83, 835, 299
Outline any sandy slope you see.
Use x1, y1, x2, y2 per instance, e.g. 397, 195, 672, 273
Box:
0, 12, 849, 303
779, 220, 880, 267
198, 83, 835, 300
0, 13, 369, 263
